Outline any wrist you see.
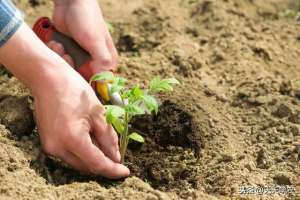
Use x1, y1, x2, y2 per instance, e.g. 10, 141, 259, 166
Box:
28, 54, 73, 97
0, 23, 77, 97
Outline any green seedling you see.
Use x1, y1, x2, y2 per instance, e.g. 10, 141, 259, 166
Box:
90, 72, 179, 163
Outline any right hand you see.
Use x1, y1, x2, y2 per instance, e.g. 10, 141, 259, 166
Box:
0, 19, 128, 178
33, 51, 129, 178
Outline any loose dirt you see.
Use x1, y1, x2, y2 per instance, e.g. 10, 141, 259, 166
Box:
0, 0, 299, 199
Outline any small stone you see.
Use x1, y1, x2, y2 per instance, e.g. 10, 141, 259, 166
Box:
280, 80, 293, 95
245, 161, 256, 171
293, 80, 300, 99
295, 89, 300, 99
145, 194, 158, 200
273, 173, 292, 185
216, 93, 228, 102
218, 153, 234, 163
256, 148, 272, 169
288, 112, 300, 124
272, 103, 292, 118
275, 157, 283, 163
252, 95, 273, 105
290, 125, 300, 136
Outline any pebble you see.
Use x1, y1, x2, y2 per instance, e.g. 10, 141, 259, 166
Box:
218, 153, 234, 162
290, 125, 300, 136
272, 103, 292, 118
273, 174, 292, 185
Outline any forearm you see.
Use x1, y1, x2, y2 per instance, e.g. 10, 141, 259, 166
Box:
0, 23, 72, 95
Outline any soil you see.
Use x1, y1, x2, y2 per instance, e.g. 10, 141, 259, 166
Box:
1, 0, 300, 199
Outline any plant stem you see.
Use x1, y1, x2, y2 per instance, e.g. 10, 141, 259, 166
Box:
120, 112, 129, 163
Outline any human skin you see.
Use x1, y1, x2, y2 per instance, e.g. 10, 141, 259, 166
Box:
52, 0, 118, 73
0, 0, 129, 178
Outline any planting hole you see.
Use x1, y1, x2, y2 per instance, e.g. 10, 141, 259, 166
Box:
126, 100, 202, 190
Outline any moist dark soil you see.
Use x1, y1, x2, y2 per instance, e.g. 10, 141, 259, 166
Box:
1, 0, 300, 199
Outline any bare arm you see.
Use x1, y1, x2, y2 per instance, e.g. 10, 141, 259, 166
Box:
0, 21, 129, 178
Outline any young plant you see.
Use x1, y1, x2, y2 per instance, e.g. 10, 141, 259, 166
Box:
90, 72, 179, 163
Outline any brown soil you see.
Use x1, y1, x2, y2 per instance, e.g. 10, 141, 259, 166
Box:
1, 0, 300, 199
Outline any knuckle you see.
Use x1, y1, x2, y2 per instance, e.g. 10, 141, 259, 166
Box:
55, 42, 63, 49
100, 54, 114, 67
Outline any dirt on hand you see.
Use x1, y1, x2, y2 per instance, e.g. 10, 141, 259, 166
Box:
1, 0, 300, 199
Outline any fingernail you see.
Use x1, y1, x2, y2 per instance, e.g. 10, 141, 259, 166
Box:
124, 166, 130, 176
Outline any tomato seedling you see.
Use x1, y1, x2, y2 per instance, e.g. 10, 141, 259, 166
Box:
90, 72, 179, 163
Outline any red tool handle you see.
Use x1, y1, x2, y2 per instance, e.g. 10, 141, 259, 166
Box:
32, 17, 93, 81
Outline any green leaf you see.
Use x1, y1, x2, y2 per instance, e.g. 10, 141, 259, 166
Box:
110, 83, 123, 94
104, 105, 125, 123
128, 132, 144, 143
149, 77, 180, 93
125, 104, 145, 115
112, 118, 124, 134
142, 95, 158, 114
108, 77, 127, 95
89, 72, 114, 84
115, 77, 127, 86
164, 78, 180, 85
131, 85, 143, 98
121, 90, 131, 99
149, 77, 160, 91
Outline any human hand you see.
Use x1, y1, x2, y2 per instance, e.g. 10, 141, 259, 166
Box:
0, 23, 129, 178
34, 58, 129, 178
52, 0, 118, 73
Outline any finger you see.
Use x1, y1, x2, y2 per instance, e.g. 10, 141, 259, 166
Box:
66, 132, 130, 178
62, 54, 75, 67
52, 42, 65, 56
105, 34, 118, 72
88, 143, 129, 179
90, 105, 120, 162
47, 40, 56, 50
47, 41, 65, 56
89, 41, 113, 74
92, 115, 121, 163
58, 149, 88, 173
74, 30, 114, 73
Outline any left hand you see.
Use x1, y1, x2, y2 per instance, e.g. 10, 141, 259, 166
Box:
52, 0, 118, 73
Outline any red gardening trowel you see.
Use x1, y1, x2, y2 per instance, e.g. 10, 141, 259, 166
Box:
33, 17, 94, 81
32, 17, 122, 106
